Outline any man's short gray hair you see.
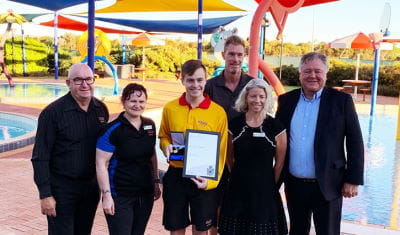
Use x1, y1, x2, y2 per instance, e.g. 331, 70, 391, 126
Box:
299, 52, 329, 72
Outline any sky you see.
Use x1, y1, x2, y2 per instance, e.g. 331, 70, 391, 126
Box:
0, 0, 399, 44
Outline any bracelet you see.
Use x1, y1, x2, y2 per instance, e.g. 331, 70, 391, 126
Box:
154, 178, 161, 184
101, 189, 111, 194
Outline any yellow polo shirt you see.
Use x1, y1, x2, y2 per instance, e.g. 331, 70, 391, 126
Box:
159, 93, 228, 190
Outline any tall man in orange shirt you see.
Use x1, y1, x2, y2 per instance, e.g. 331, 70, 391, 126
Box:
159, 60, 228, 235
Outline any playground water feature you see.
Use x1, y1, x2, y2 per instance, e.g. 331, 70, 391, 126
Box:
342, 113, 400, 229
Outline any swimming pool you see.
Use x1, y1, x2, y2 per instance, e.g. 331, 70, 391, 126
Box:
0, 112, 37, 153
0, 83, 120, 99
342, 113, 400, 229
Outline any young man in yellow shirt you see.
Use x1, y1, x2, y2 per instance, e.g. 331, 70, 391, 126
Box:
159, 59, 228, 235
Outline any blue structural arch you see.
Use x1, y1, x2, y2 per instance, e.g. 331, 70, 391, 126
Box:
82, 56, 119, 95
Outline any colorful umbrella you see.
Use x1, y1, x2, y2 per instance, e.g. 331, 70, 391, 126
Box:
329, 32, 374, 82
328, 32, 374, 49
131, 33, 165, 70
131, 32, 165, 47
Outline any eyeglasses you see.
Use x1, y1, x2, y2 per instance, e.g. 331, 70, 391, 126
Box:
70, 77, 95, 85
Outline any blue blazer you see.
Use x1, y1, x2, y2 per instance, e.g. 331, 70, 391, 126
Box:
276, 87, 364, 201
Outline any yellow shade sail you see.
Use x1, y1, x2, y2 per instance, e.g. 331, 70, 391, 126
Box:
96, 0, 244, 13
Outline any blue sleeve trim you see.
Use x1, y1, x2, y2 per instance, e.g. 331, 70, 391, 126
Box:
96, 122, 121, 153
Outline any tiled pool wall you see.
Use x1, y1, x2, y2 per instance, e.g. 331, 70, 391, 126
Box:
0, 112, 37, 153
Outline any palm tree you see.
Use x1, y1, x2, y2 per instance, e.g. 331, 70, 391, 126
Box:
0, 10, 26, 87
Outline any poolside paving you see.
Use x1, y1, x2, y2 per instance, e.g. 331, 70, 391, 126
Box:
0, 78, 399, 234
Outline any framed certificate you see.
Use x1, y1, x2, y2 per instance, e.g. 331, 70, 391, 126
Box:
182, 129, 220, 180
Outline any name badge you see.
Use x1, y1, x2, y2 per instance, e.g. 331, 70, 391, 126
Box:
253, 132, 265, 138
144, 125, 152, 130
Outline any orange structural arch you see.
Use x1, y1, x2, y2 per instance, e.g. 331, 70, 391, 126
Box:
248, 0, 339, 95
248, 0, 305, 95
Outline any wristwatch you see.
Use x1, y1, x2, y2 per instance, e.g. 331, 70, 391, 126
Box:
154, 178, 161, 184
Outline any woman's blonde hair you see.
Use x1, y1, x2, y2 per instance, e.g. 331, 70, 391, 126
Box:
234, 79, 274, 119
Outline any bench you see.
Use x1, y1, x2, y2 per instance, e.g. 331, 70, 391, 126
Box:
359, 88, 371, 101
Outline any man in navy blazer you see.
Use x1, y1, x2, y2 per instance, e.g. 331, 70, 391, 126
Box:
275, 52, 364, 235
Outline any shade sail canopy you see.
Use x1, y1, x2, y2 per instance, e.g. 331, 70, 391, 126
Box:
8, 0, 101, 12
96, 0, 244, 13
328, 32, 374, 49
39, 15, 146, 34
89, 15, 244, 34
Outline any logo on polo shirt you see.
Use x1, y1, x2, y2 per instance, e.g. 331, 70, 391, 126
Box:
98, 117, 106, 123
197, 120, 208, 126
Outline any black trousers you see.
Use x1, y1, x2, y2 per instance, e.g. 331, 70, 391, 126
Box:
285, 175, 342, 235
47, 174, 100, 235
105, 194, 154, 235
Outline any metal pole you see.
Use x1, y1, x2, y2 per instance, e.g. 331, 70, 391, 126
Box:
258, 17, 268, 79
54, 11, 58, 79
88, 0, 95, 72
122, 34, 126, 65
311, 8, 315, 52
370, 48, 380, 116
197, 0, 203, 60
21, 24, 27, 76
258, 24, 265, 79
354, 53, 360, 98
279, 36, 284, 80
11, 31, 14, 74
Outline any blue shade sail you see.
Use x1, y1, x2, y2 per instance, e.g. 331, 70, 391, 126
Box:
89, 15, 244, 34
8, 0, 101, 11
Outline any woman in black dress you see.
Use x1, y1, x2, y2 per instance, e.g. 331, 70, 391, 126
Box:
219, 79, 288, 235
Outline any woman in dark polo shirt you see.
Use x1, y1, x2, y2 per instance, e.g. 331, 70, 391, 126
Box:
96, 83, 161, 235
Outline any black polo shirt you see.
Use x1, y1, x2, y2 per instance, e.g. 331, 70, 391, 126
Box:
96, 113, 156, 197
205, 70, 253, 121
32, 92, 109, 199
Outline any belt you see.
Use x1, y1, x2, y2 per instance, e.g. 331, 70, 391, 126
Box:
289, 174, 317, 183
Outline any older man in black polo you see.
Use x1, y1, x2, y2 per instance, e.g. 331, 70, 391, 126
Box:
32, 63, 109, 235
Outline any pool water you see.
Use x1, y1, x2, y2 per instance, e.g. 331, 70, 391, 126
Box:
342, 113, 400, 229
0, 83, 119, 98
0, 125, 29, 140
0, 112, 37, 152
0, 113, 36, 141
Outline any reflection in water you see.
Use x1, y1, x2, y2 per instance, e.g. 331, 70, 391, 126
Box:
367, 115, 374, 148
54, 87, 60, 97
342, 114, 399, 228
